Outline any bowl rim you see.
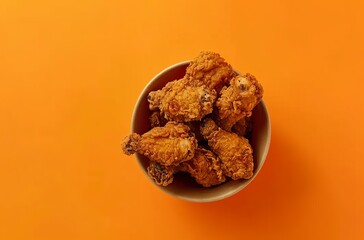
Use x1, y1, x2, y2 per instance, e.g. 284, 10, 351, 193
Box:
130, 61, 271, 202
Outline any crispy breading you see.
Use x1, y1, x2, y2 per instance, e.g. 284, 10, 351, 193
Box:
148, 78, 217, 122
121, 122, 197, 166
185, 51, 235, 92
180, 148, 225, 187
200, 119, 254, 180
216, 74, 263, 131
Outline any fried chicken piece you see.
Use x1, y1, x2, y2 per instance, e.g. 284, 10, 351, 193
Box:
147, 162, 177, 186
148, 78, 217, 122
200, 119, 254, 180
121, 122, 197, 166
231, 117, 252, 137
216, 73, 263, 131
180, 148, 226, 187
147, 51, 234, 122
148, 111, 204, 142
146, 147, 225, 187
185, 51, 235, 92
149, 111, 168, 128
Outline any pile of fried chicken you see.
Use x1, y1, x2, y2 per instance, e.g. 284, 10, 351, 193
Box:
122, 51, 263, 187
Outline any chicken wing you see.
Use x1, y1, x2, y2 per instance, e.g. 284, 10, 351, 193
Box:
121, 122, 197, 166
200, 119, 254, 180
185, 51, 235, 92
146, 147, 225, 187
180, 148, 226, 187
216, 73, 263, 131
148, 51, 235, 123
148, 78, 217, 122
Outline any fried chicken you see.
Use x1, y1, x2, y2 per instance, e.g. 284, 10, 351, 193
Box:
148, 78, 217, 122
122, 51, 265, 188
180, 148, 226, 187
200, 119, 254, 180
147, 162, 177, 186
121, 122, 197, 166
216, 73, 263, 131
148, 111, 204, 142
146, 147, 225, 187
147, 51, 235, 123
185, 51, 235, 92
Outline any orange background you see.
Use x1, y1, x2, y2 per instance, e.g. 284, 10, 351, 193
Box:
1, 0, 363, 239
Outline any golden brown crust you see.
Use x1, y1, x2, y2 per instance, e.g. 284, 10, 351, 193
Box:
122, 52, 263, 187
180, 148, 225, 187
121, 122, 197, 166
216, 73, 263, 131
185, 51, 235, 92
200, 119, 254, 180
121, 133, 140, 155
148, 78, 217, 122
147, 51, 235, 123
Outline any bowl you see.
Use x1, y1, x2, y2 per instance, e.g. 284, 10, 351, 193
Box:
131, 61, 271, 202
